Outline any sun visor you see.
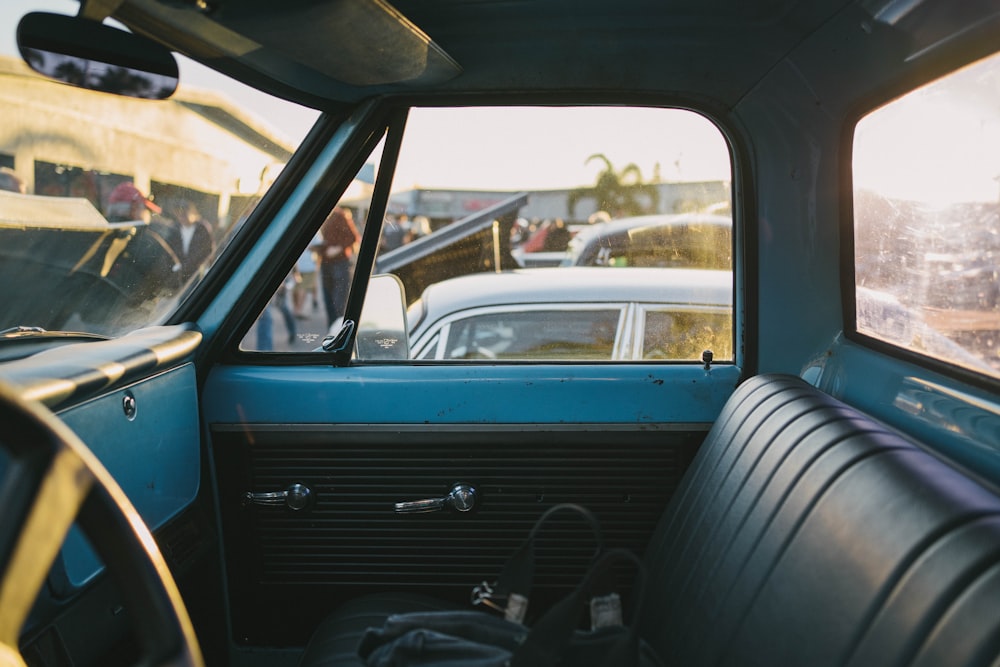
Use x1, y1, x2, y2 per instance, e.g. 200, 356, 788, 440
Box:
217, 0, 461, 87
134, 0, 461, 94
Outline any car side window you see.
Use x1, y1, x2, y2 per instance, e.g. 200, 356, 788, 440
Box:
639, 308, 733, 361
429, 307, 625, 361
852, 51, 1000, 378
243, 106, 735, 361
356, 106, 735, 363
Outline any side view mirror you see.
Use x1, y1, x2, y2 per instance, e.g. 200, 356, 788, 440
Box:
355, 274, 409, 360
17, 12, 178, 100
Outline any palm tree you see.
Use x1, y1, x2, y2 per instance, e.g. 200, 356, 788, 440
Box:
52, 59, 87, 87
566, 153, 660, 220
98, 67, 154, 97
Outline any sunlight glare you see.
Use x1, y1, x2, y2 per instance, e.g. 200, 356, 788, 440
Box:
854, 52, 1000, 207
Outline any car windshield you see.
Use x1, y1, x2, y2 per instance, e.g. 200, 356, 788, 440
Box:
0, 0, 320, 338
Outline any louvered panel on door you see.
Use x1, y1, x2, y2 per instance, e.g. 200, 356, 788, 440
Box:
213, 425, 705, 644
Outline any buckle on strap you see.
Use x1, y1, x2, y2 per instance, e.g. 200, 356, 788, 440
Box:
471, 580, 506, 612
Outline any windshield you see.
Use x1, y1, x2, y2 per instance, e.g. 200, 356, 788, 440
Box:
0, 0, 319, 337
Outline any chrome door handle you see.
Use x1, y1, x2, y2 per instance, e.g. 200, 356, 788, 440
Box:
243, 483, 313, 510
395, 483, 477, 513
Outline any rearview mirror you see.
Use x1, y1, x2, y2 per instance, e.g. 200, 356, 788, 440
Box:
17, 12, 178, 99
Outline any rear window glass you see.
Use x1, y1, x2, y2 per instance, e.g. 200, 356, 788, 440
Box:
852, 51, 1000, 378
441, 308, 623, 360
640, 309, 733, 361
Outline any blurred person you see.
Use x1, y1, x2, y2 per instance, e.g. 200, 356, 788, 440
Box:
409, 215, 432, 240
0, 167, 26, 194
106, 181, 161, 223
276, 272, 298, 342
510, 218, 530, 246
543, 218, 571, 251
313, 206, 361, 328
257, 273, 298, 349
256, 303, 275, 350
168, 200, 215, 283
106, 182, 180, 267
103, 181, 182, 301
293, 236, 320, 318
588, 210, 612, 225
520, 219, 550, 253
380, 215, 406, 253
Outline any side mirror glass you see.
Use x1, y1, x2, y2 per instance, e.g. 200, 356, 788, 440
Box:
17, 12, 178, 99
356, 274, 409, 360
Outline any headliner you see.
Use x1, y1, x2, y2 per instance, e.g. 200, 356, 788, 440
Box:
103, 0, 1000, 118
114, 0, 858, 108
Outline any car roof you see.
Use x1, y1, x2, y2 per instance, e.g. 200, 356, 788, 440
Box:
117, 0, 859, 108
410, 267, 732, 331
569, 212, 733, 248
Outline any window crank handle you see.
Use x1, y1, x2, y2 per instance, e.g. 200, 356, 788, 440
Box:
395, 484, 477, 513
243, 483, 313, 510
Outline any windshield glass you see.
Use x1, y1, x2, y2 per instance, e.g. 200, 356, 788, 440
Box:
0, 0, 319, 337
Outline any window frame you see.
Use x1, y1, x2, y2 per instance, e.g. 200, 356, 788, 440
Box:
222, 98, 746, 371
843, 46, 1000, 390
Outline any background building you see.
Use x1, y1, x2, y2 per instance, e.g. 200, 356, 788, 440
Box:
0, 55, 294, 234
378, 180, 730, 231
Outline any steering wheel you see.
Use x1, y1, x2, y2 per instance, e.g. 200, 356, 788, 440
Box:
0, 381, 203, 667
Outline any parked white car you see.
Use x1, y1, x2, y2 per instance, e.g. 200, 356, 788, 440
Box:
407, 267, 732, 361
563, 212, 732, 268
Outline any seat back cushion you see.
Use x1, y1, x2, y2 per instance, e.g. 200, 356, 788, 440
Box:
640, 373, 1000, 667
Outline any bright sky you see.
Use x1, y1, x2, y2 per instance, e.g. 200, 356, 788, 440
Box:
4, 0, 733, 193
392, 106, 731, 192
854, 51, 1000, 205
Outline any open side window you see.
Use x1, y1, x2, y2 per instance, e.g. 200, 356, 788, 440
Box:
243, 105, 736, 364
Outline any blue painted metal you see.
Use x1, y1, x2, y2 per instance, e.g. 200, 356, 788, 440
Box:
804, 336, 1000, 487
57, 364, 201, 587
201, 363, 742, 425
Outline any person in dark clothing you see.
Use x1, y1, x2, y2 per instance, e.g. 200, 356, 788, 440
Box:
0, 167, 26, 193
103, 181, 182, 300
167, 200, 215, 283
313, 206, 361, 328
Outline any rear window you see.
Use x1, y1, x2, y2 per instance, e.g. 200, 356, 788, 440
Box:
852, 50, 1000, 378
640, 308, 733, 361
438, 308, 623, 360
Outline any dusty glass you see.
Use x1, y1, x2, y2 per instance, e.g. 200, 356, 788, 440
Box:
0, 0, 319, 339
853, 51, 1000, 377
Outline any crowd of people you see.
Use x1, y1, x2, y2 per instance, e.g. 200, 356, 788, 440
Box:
379, 213, 432, 253
2, 174, 360, 348
255, 206, 362, 351
5, 173, 585, 350
104, 181, 215, 290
